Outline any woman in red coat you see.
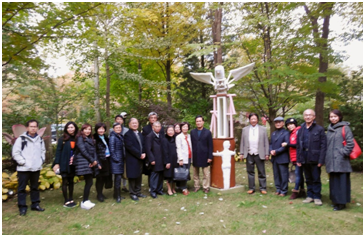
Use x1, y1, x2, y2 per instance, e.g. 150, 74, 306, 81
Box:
282, 118, 305, 199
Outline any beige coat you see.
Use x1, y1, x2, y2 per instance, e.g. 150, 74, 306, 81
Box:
240, 125, 269, 160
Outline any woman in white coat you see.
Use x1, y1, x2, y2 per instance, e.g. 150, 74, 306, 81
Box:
175, 122, 192, 196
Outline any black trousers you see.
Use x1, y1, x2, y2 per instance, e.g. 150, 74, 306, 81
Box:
129, 176, 142, 196
330, 172, 351, 204
17, 171, 40, 210
150, 171, 164, 193
246, 154, 266, 191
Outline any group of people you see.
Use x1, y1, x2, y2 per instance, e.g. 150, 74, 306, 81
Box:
240, 109, 355, 211
12, 108, 356, 215
12, 112, 213, 215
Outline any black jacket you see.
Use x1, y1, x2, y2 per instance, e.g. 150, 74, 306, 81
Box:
269, 129, 290, 164
93, 133, 110, 177
145, 131, 169, 172
296, 122, 327, 165
190, 128, 213, 167
124, 130, 145, 179
109, 131, 125, 175
74, 136, 98, 176
53, 136, 76, 174
164, 135, 178, 178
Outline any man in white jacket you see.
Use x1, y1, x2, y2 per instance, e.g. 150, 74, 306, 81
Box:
12, 120, 46, 216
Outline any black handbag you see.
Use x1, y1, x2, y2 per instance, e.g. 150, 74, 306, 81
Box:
288, 164, 296, 183
104, 173, 113, 189
173, 165, 189, 181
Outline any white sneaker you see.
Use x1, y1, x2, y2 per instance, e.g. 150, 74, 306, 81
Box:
87, 200, 95, 206
81, 200, 95, 210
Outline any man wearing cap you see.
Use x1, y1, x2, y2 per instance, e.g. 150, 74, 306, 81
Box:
296, 109, 326, 206
269, 117, 290, 196
282, 118, 305, 200
239, 113, 269, 194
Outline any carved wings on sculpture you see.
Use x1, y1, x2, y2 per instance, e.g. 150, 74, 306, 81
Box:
189, 72, 214, 85
189, 63, 255, 93
226, 63, 255, 84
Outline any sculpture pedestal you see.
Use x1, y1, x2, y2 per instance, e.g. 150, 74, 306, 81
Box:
211, 138, 236, 189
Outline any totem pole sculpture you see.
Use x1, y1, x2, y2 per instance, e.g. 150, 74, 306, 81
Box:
190, 63, 254, 189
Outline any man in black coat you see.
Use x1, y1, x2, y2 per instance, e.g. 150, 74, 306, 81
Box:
190, 115, 213, 193
296, 109, 327, 206
145, 121, 170, 198
269, 117, 290, 196
124, 118, 147, 201
142, 111, 165, 189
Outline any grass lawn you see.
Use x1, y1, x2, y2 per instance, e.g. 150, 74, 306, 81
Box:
2, 162, 363, 235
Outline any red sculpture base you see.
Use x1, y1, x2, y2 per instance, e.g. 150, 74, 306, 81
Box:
210, 138, 236, 189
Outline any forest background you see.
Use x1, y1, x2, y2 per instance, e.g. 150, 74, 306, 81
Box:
2, 2, 363, 167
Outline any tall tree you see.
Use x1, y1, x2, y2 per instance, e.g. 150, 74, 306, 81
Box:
303, 2, 335, 126
231, 2, 316, 134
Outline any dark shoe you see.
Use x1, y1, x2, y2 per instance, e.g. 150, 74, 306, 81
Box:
130, 195, 139, 201
298, 189, 306, 198
31, 205, 45, 212
150, 193, 157, 199
19, 209, 27, 216
333, 204, 346, 211
203, 188, 210, 193
116, 196, 122, 203
97, 195, 104, 202
64, 200, 77, 208
122, 187, 129, 192
193, 188, 200, 193
136, 193, 147, 198
102, 194, 107, 199
289, 192, 299, 200
121, 196, 125, 199
156, 191, 164, 195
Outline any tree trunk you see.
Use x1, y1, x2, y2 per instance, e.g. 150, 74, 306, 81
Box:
268, 108, 277, 136
165, 2, 172, 109
200, 33, 205, 68
212, 3, 223, 66
166, 58, 172, 109
44, 124, 52, 164
105, 48, 111, 132
138, 62, 142, 102
93, 41, 102, 123
305, 3, 334, 126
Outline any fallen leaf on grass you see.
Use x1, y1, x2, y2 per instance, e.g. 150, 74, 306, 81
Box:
262, 205, 267, 208
262, 230, 267, 233
220, 220, 224, 222
161, 224, 166, 228
289, 201, 293, 204
356, 203, 361, 206
180, 207, 185, 210
219, 198, 223, 201
134, 230, 139, 233
176, 222, 180, 225
199, 212, 204, 215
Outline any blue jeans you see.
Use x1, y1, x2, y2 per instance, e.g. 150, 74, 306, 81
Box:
272, 162, 289, 194
303, 164, 321, 199
293, 164, 305, 191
